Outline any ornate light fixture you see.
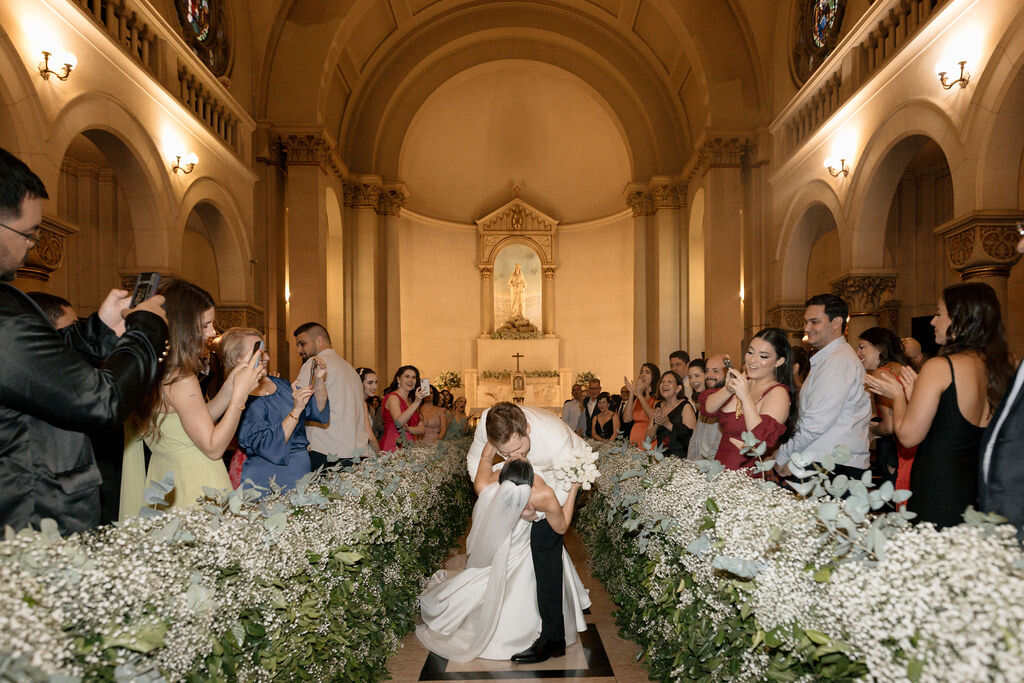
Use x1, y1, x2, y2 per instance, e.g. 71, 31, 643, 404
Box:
938, 60, 970, 89
824, 157, 849, 178
38, 50, 76, 81
171, 152, 198, 175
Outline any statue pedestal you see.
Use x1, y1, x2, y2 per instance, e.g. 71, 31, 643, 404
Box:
475, 337, 559, 373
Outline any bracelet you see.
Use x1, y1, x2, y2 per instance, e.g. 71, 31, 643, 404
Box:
286, 412, 301, 420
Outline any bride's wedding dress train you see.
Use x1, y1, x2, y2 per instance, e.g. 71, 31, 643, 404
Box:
415, 481, 591, 662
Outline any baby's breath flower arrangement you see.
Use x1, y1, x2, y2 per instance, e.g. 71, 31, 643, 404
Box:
579, 440, 1024, 682
0, 440, 473, 681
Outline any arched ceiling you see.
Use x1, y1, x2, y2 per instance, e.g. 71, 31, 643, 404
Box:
260, 0, 765, 180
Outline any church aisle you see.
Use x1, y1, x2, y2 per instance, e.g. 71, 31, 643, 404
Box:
386, 528, 651, 682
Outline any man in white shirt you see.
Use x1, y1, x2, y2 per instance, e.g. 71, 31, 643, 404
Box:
561, 383, 585, 434
687, 354, 726, 461
775, 294, 871, 478
467, 402, 592, 663
294, 322, 371, 469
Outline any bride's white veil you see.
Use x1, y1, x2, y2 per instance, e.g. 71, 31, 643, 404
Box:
466, 480, 531, 568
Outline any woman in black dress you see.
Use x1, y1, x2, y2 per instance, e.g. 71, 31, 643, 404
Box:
647, 371, 696, 457
866, 283, 1013, 528
590, 392, 620, 443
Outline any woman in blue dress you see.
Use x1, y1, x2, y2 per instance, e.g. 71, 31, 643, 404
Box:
220, 328, 329, 491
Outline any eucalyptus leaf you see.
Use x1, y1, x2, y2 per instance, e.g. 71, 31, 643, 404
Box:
711, 555, 761, 579
686, 534, 711, 556
142, 472, 175, 505
892, 489, 912, 504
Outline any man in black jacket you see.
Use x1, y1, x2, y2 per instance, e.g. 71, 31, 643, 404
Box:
978, 224, 1024, 541
0, 147, 168, 534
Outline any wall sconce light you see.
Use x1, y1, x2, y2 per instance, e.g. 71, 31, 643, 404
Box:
824, 157, 849, 178
938, 60, 970, 89
38, 50, 76, 81
171, 152, 198, 175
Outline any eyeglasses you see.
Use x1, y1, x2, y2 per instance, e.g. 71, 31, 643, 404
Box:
0, 221, 40, 246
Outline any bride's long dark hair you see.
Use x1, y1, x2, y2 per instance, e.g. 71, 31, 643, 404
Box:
499, 459, 534, 487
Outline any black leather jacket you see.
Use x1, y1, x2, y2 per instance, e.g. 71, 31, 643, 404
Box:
0, 284, 168, 534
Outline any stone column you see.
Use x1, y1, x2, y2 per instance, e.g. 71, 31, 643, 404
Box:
345, 179, 384, 371
542, 266, 556, 336
14, 215, 76, 283
378, 185, 407, 376
831, 273, 898, 342
626, 186, 654, 368
651, 180, 685, 362
479, 265, 494, 337
937, 212, 1023, 314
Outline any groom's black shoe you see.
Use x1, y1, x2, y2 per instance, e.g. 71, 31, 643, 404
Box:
511, 638, 566, 664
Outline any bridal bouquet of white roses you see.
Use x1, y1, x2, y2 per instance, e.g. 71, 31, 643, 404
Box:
552, 446, 600, 491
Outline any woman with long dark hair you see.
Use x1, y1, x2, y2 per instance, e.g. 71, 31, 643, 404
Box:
857, 327, 909, 486
120, 280, 262, 516
866, 282, 1013, 527
380, 365, 429, 451
356, 367, 384, 445
624, 362, 660, 448
703, 327, 794, 471
646, 372, 696, 457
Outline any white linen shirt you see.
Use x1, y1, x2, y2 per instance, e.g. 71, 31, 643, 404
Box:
775, 337, 871, 470
303, 348, 370, 461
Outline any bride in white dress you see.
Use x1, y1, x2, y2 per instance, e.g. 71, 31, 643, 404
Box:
416, 458, 591, 662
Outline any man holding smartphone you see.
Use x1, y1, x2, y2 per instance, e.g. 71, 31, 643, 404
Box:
0, 148, 170, 535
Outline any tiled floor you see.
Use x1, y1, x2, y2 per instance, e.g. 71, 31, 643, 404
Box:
386, 530, 651, 683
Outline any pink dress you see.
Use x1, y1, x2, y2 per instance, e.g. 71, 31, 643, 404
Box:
629, 396, 655, 448
380, 391, 421, 452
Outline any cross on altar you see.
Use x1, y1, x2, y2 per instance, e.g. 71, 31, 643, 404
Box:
512, 352, 524, 372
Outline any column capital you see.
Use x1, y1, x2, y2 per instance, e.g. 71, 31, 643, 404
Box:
935, 211, 1023, 280
377, 184, 409, 216
542, 265, 557, 278
216, 304, 266, 334
17, 215, 77, 282
478, 265, 494, 276
830, 272, 898, 315
648, 177, 686, 210
765, 303, 807, 334
684, 135, 755, 183
275, 129, 347, 178
343, 180, 382, 209
625, 188, 654, 217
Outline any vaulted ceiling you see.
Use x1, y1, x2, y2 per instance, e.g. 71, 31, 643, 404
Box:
257, 0, 767, 182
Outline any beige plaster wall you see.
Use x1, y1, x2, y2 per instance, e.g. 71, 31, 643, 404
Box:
555, 216, 634, 394
806, 227, 842, 297
181, 228, 221, 300
397, 218, 479, 381
397, 60, 631, 224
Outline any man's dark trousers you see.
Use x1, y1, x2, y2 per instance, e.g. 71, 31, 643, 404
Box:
530, 518, 564, 643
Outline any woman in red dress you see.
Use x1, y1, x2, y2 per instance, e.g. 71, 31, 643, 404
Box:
624, 363, 660, 448
702, 328, 793, 471
380, 365, 428, 451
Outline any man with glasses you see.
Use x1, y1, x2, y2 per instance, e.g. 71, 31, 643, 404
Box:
467, 401, 595, 663
0, 147, 169, 534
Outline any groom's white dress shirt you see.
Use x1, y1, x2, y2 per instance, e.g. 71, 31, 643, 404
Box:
467, 406, 593, 505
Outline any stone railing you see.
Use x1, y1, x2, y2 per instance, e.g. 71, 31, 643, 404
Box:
776, 0, 952, 158
64, 0, 250, 158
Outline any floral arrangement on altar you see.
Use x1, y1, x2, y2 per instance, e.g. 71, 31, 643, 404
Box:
480, 369, 560, 381
0, 441, 474, 681
579, 440, 1024, 682
575, 370, 597, 385
434, 370, 462, 390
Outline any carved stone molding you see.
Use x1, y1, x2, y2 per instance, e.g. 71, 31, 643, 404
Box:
477, 200, 556, 232
377, 186, 408, 217
17, 215, 78, 281
625, 190, 654, 217
478, 265, 494, 277
216, 305, 265, 334
877, 299, 901, 331
686, 136, 754, 183
343, 181, 382, 209
766, 304, 807, 333
651, 182, 685, 210
476, 197, 559, 266
831, 273, 897, 315
276, 131, 346, 178
542, 266, 556, 279
936, 211, 1023, 279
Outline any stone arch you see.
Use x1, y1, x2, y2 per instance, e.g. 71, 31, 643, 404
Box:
0, 29, 45, 157
776, 180, 844, 302
966, 4, 1024, 210
50, 93, 174, 269
178, 177, 252, 302
480, 235, 551, 268
846, 101, 963, 271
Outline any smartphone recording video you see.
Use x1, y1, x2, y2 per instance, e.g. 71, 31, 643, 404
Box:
129, 272, 160, 308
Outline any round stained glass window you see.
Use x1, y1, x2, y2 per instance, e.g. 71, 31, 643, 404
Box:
186, 0, 211, 42
175, 0, 231, 77
811, 0, 840, 49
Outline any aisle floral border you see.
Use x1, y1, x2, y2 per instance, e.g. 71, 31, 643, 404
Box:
578, 441, 1024, 682
0, 440, 474, 681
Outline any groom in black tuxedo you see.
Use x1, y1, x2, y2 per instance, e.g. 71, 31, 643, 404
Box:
468, 402, 575, 663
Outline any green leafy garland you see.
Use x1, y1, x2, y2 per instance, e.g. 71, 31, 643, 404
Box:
0, 441, 474, 681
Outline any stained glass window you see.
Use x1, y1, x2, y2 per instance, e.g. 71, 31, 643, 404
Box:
175, 0, 230, 76
186, 0, 211, 42
811, 0, 840, 49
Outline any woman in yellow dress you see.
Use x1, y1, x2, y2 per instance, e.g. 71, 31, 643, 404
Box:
120, 280, 262, 517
